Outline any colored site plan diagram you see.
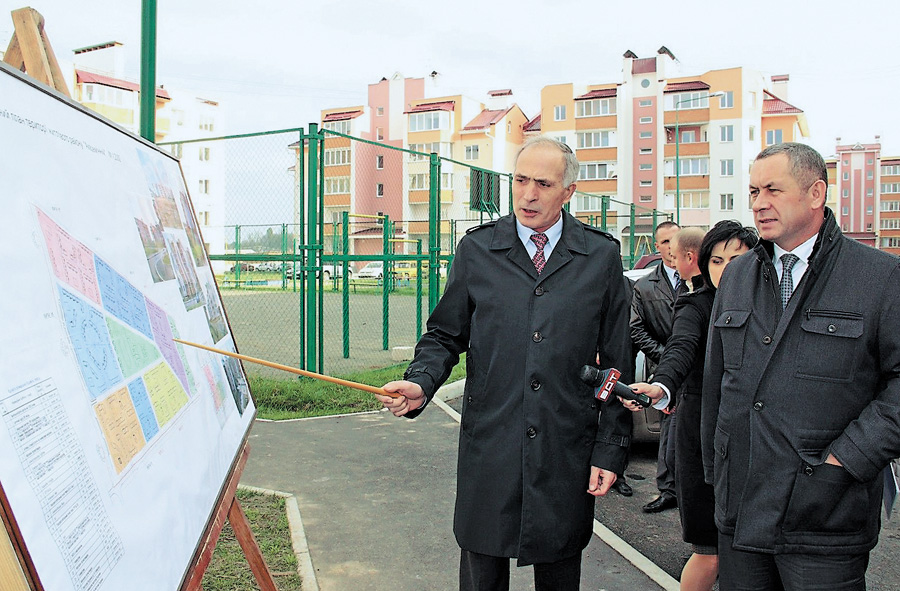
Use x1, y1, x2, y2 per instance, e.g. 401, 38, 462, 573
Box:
37, 207, 238, 476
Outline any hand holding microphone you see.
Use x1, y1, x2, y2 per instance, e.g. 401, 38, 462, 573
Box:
578, 366, 652, 408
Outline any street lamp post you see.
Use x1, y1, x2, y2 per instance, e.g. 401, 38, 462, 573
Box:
674, 91, 724, 224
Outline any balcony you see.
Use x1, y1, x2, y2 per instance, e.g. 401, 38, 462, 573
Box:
664, 108, 712, 126
664, 142, 710, 158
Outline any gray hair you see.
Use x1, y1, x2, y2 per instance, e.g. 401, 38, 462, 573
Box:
755, 142, 828, 192
515, 136, 579, 186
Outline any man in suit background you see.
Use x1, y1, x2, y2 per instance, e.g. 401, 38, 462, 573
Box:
703, 142, 900, 590
630, 220, 681, 513
376, 136, 634, 591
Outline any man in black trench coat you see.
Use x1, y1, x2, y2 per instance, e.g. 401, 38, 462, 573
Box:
377, 136, 633, 591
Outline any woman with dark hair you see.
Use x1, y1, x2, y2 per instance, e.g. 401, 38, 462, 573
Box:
627, 220, 757, 591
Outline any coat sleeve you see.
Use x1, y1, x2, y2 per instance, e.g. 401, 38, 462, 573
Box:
630, 279, 666, 365
592, 247, 635, 474
402, 240, 473, 418
828, 263, 900, 482
653, 295, 706, 406
701, 286, 726, 485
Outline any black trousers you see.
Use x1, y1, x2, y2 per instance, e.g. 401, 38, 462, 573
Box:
459, 549, 582, 591
718, 532, 869, 591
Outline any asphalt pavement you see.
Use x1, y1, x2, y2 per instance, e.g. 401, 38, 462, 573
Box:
240, 381, 679, 591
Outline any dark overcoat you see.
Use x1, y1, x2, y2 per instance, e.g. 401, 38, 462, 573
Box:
702, 209, 900, 554
630, 261, 677, 368
404, 211, 633, 565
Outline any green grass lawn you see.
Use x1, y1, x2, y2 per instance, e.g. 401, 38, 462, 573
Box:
250, 354, 466, 419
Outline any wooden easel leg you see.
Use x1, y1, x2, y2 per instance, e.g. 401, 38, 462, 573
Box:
228, 497, 278, 591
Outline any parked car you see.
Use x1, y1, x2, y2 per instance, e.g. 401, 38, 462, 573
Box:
633, 252, 662, 270
356, 261, 384, 279
228, 262, 255, 272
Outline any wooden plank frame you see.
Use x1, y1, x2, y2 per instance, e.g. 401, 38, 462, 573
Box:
2, 7, 70, 97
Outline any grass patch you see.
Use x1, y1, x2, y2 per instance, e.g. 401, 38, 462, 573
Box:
250, 354, 466, 420
203, 489, 302, 591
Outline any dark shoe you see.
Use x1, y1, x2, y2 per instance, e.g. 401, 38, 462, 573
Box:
612, 478, 633, 497
642, 494, 677, 513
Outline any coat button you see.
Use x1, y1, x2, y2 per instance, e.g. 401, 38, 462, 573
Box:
725, 316, 732, 324
467, 396, 473, 403
535, 286, 545, 296
532, 331, 543, 342
762, 336, 772, 345
526, 426, 537, 438
530, 380, 541, 391
804, 465, 814, 476
828, 324, 837, 333
753, 401, 764, 411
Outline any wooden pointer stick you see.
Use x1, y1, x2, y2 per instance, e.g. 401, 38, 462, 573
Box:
172, 338, 395, 397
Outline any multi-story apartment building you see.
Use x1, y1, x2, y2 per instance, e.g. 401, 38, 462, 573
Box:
318, 75, 528, 259
532, 47, 809, 254
71, 42, 225, 258
877, 155, 900, 255
829, 138, 880, 246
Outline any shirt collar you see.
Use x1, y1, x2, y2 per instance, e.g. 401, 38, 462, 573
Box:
516, 213, 564, 251
773, 233, 817, 265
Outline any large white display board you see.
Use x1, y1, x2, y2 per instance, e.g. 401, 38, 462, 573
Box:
0, 63, 255, 590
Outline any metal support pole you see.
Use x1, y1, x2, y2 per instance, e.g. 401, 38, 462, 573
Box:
305, 124, 319, 371
382, 216, 391, 351
139, 0, 156, 142
342, 211, 350, 358
428, 153, 442, 312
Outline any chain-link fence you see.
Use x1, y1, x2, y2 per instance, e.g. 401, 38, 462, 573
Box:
162, 127, 670, 379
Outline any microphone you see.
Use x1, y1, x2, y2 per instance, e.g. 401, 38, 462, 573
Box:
579, 366, 652, 408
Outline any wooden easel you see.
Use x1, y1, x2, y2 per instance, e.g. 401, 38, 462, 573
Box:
3, 7, 70, 97
182, 442, 278, 591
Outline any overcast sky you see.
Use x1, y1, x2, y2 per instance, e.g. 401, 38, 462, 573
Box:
4, 0, 898, 157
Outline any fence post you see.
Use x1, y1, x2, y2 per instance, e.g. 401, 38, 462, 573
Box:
304, 123, 320, 372
382, 215, 391, 351
628, 204, 636, 268
342, 211, 350, 358
428, 153, 442, 313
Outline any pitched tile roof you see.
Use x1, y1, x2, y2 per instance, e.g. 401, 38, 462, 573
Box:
76, 69, 170, 99
632, 57, 657, 74
663, 80, 710, 93
576, 88, 617, 100
405, 100, 455, 114
762, 90, 803, 115
523, 114, 541, 132
322, 110, 364, 122
488, 89, 512, 97
463, 108, 511, 131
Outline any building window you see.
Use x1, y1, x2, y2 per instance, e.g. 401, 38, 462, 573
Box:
720, 125, 734, 142
721, 159, 735, 176
766, 129, 783, 146
198, 179, 209, 194
199, 147, 210, 161
576, 98, 616, 117
324, 148, 351, 166
749, 126, 755, 141
884, 237, 900, 248
720, 91, 734, 108
465, 145, 480, 161
867, 170, 874, 180
376, 183, 384, 197
668, 157, 709, 176
843, 172, 850, 181
639, 163, 653, 170
198, 211, 209, 225
881, 200, 900, 211
748, 92, 757, 108
640, 180, 652, 187
868, 188, 874, 197
507, 121, 511, 134
639, 116, 652, 124
554, 135, 568, 146
573, 194, 605, 210
409, 111, 449, 132
639, 195, 653, 202
842, 206, 849, 215
576, 130, 616, 149
670, 91, 713, 110
323, 119, 351, 134
578, 162, 615, 180
409, 173, 429, 190
639, 131, 653, 139
842, 189, 849, 197
441, 173, 453, 190
721, 193, 734, 210
680, 192, 709, 209
376, 127, 384, 141
640, 147, 653, 155
639, 99, 652, 107
881, 183, 900, 193
882, 165, 900, 175
867, 223, 873, 231
867, 205, 874, 215
554, 105, 566, 121
324, 176, 350, 194
881, 218, 900, 229
376, 154, 384, 169
680, 130, 697, 143
170, 144, 183, 159
868, 158, 874, 165
376, 106, 384, 116
408, 142, 447, 161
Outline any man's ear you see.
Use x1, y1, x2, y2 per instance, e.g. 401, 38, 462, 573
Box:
809, 179, 827, 209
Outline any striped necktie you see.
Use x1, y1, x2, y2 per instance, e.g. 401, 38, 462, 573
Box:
780, 253, 799, 309
530, 233, 548, 274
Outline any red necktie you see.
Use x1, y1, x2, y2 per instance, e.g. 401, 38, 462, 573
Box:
530, 233, 548, 274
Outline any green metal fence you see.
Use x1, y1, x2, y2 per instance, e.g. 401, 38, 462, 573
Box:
161, 127, 670, 378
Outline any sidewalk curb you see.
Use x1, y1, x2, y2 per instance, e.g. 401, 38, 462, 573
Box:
237, 484, 318, 591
